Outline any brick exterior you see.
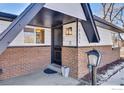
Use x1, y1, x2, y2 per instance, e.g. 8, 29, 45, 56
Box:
0, 45, 120, 80
62, 47, 78, 78
62, 46, 120, 79
0, 46, 51, 80
78, 46, 120, 79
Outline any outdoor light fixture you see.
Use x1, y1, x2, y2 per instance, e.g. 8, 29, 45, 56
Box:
86, 49, 101, 85
87, 50, 101, 67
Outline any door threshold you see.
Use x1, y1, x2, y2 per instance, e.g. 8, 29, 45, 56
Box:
51, 63, 62, 68
47, 63, 62, 73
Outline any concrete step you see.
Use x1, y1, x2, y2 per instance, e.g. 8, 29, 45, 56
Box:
47, 64, 62, 74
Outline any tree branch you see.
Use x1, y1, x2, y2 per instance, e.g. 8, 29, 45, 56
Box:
111, 6, 124, 22
109, 3, 114, 22
104, 3, 113, 19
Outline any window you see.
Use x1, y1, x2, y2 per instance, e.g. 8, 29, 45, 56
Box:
65, 27, 72, 35
111, 33, 120, 48
35, 28, 45, 44
24, 27, 45, 44
24, 28, 34, 43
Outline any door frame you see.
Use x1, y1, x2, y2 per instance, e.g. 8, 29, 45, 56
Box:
51, 25, 63, 66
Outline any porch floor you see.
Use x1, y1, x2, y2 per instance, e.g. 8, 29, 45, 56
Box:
0, 70, 80, 85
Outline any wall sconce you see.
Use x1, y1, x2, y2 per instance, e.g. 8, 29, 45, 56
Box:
65, 27, 72, 35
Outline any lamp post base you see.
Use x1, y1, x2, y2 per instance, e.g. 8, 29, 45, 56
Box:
91, 66, 96, 85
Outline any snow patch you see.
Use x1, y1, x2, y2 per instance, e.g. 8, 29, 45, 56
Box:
97, 62, 124, 85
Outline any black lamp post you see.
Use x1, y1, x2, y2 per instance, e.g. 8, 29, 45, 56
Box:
86, 49, 101, 85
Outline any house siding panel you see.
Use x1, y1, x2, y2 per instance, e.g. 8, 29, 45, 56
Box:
78, 22, 113, 46
0, 20, 51, 47
63, 22, 77, 46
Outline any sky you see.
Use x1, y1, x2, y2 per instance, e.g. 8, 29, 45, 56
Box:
0, 3, 30, 15
0, 3, 101, 16
90, 3, 102, 16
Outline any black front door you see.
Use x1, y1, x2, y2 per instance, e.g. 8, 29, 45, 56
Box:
51, 26, 62, 65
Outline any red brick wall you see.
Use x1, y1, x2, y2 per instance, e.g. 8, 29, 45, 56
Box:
0, 45, 120, 80
62, 47, 78, 78
62, 46, 120, 79
78, 46, 120, 79
0, 46, 51, 80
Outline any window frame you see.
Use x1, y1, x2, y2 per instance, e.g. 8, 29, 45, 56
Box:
24, 27, 45, 45
24, 27, 35, 44
111, 32, 120, 48
35, 28, 45, 44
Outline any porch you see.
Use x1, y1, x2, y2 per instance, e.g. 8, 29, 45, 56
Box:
0, 69, 80, 85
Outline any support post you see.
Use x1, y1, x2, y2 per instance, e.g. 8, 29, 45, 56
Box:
91, 66, 96, 85
0, 3, 45, 54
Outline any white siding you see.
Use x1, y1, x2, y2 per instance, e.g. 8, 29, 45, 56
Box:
9, 30, 24, 46
0, 20, 11, 33
44, 3, 86, 21
0, 20, 117, 47
78, 22, 113, 46
63, 22, 77, 46
0, 20, 51, 46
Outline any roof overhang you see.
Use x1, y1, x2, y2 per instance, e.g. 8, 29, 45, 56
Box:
29, 7, 77, 28
29, 3, 100, 42
29, 3, 87, 28
0, 12, 17, 21
44, 3, 86, 20
94, 15, 124, 33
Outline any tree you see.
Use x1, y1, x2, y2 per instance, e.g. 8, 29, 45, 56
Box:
101, 3, 124, 28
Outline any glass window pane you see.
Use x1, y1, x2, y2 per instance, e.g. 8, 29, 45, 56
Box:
24, 28, 34, 43
112, 33, 119, 48
35, 29, 45, 44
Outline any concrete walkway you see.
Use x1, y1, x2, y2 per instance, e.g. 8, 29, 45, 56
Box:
0, 70, 80, 85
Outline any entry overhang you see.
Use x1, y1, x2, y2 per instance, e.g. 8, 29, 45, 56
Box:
0, 3, 100, 55
29, 3, 100, 42
29, 7, 77, 28
44, 3, 86, 21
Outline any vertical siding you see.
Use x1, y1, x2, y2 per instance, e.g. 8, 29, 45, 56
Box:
78, 22, 113, 46
0, 20, 11, 34
63, 22, 77, 46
